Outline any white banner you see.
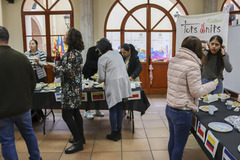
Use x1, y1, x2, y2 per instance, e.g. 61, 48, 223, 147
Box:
176, 12, 229, 51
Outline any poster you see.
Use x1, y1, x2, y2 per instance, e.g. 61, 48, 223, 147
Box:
176, 12, 229, 51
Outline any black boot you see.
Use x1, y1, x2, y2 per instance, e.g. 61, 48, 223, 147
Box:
117, 128, 122, 139
65, 141, 83, 154
69, 138, 85, 144
106, 131, 121, 141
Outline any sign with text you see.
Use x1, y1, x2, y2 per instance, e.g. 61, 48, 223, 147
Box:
176, 12, 229, 51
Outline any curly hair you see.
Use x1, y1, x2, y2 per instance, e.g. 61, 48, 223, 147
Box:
65, 28, 84, 52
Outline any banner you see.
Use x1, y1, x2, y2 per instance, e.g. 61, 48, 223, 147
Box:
176, 12, 229, 51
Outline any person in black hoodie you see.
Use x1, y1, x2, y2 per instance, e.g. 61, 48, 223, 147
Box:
121, 43, 142, 117
121, 43, 142, 81
82, 46, 104, 119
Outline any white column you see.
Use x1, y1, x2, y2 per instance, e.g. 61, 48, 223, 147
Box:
204, 0, 218, 13
0, 0, 3, 26
80, 0, 94, 63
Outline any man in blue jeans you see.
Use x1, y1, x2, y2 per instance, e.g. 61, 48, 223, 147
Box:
0, 26, 41, 160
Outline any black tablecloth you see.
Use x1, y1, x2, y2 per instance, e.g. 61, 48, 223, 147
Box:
191, 99, 240, 160
32, 87, 150, 116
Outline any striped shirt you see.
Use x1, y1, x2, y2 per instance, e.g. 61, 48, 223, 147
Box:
24, 50, 47, 79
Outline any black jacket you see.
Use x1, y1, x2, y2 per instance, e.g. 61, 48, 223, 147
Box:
123, 50, 142, 79
82, 46, 100, 79
0, 46, 36, 119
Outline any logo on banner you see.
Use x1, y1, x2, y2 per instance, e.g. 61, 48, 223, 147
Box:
196, 121, 206, 142
128, 91, 141, 100
204, 131, 219, 158
222, 147, 237, 160
191, 115, 197, 131
91, 92, 105, 101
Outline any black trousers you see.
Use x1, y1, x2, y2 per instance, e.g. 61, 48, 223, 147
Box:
62, 108, 84, 142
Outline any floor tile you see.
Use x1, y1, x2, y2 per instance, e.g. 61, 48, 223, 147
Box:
93, 139, 121, 152
152, 150, 169, 160
122, 139, 150, 151
145, 127, 169, 138
122, 151, 153, 160
60, 152, 91, 160
91, 152, 121, 160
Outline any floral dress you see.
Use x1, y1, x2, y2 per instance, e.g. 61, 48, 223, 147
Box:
54, 49, 83, 109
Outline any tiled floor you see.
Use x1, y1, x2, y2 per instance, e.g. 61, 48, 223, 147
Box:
0, 94, 208, 160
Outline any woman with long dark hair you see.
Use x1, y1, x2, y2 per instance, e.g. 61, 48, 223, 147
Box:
202, 35, 232, 94
54, 28, 85, 154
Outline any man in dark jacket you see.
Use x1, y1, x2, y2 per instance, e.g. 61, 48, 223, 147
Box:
0, 26, 41, 160
82, 46, 104, 119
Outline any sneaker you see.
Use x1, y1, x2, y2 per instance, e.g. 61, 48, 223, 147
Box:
93, 110, 104, 117
84, 111, 94, 120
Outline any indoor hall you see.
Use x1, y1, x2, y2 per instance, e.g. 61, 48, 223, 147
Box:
1, 0, 240, 160
0, 95, 207, 160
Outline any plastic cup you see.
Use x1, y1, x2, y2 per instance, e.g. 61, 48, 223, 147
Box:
226, 100, 233, 110
208, 105, 215, 115
221, 94, 226, 102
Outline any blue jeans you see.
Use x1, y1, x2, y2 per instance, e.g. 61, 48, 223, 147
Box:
202, 78, 223, 94
0, 110, 40, 160
109, 101, 123, 131
165, 105, 192, 160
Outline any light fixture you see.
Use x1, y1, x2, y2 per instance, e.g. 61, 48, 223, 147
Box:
173, 11, 180, 22
64, 15, 70, 29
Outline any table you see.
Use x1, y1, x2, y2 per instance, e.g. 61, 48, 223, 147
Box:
32, 87, 150, 134
191, 98, 240, 160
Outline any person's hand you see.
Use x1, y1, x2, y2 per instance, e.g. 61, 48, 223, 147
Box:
33, 58, 39, 63
221, 45, 226, 56
53, 49, 60, 57
214, 78, 219, 86
47, 62, 55, 67
205, 43, 210, 50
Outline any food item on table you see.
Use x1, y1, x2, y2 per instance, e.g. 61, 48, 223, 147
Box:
233, 101, 240, 107
92, 73, 98, 80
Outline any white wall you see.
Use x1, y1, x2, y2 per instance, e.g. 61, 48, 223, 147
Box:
0, 0, 2, 26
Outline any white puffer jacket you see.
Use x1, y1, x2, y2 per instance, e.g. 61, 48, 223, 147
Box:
167, 47, 216, 112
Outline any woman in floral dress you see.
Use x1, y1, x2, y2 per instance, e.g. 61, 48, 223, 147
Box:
54, 28, 85, 154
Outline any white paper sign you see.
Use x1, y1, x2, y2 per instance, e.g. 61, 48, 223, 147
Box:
176, 12, 229, 51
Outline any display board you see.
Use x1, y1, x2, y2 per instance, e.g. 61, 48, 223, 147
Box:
223, 25, 240, 94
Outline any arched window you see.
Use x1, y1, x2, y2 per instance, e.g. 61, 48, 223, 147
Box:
221, 0, 240, 26
104, 0, 188, 93
21, 0, 73, 60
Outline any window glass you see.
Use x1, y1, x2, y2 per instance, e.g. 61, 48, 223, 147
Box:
23, 0, 44, 11
154, 17, 172, 30
50, 14, 69, 35
50, 0, 71, 11
25, 15, 46, 35
50, 36, 67, 56
151, 8, 165, 29
151, 32, 172, 62
132, 8, 147, 29
106, 32, 121, 52
125, 16, 144, 30
107, 3, 127, 29
125, 32, 146, 62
